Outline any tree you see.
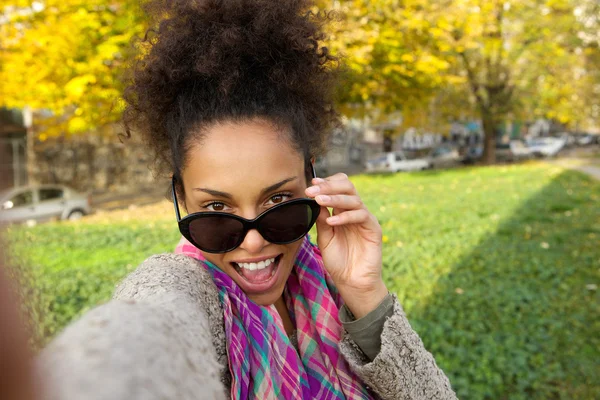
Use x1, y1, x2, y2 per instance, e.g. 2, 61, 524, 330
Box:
2, 0, 594, 165
321, 0, 456, 128
424, 0, 586, 163
0, 0, 146, 140
323, 1, 593, 163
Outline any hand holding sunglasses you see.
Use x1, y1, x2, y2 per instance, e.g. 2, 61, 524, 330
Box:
305, 173, 388, 320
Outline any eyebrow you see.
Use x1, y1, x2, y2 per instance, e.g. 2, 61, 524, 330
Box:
193, 177, 298, 199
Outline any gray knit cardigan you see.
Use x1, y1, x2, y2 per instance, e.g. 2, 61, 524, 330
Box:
38, 253, 457, 400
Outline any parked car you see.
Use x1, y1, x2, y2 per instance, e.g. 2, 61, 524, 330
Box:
365, 151, 430, 173
0, 185, 92, 224
563, 133, 577, 147
509, 140, 534, 160
494, 143, 513, 162
526, 137, 566, 157
576, 134, 595, 146
462, 140, 532, 163
428, 145, 461, 169
461, 145, 483, 164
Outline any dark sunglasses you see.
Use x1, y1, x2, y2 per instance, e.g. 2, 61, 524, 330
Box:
172, 164, 320, 253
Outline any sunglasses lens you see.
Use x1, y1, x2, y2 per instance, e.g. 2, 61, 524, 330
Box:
188, 216, 245, 252
259, 202, 317, 243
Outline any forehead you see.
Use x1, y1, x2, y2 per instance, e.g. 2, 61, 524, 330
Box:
182, 119, 305, 195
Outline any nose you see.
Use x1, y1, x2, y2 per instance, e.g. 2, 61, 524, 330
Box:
238, 228, 268, 254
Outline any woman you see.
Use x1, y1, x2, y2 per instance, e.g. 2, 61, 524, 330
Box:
40, 1, 456, 399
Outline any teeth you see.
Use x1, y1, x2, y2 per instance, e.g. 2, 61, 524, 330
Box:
237, 257, 276, 271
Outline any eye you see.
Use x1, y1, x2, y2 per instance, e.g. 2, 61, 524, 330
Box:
204, 202, 231, 212
266, 192, 292, 206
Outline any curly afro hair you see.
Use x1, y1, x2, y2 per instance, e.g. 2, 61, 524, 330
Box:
122, 0, 339, 183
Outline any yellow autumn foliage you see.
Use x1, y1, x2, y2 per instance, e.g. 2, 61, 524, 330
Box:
0, 0, 597, 140
0, 0, 146, 138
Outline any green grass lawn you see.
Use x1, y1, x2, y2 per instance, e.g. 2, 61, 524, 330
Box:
6, 162, 600, 399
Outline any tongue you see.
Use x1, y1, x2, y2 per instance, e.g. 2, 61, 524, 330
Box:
239, 263, 276, 283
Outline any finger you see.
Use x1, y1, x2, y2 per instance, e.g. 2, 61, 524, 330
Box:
315, 172, 349, 183
315, 194, 363, 210
326, 208, 372, 226
310, 173, 349, 188
314, 205, 334, 246
306, 178, 356, 197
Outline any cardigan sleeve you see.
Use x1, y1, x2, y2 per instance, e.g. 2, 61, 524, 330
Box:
338, 294, 458, 400
339, 292, 395, 360
37, 254, 228, 400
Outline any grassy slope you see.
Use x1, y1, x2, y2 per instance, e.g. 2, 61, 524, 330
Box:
7, 162, 600, 399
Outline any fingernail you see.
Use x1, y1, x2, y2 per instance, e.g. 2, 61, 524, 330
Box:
316, 195, 330, 203
306, 186, 320, 195
313, 178, 325, 183
327, 216, 339, 223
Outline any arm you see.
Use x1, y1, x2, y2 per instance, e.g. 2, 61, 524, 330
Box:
339, 294, 457, 400
38, 254, 227, 400
305, 174, 457, 398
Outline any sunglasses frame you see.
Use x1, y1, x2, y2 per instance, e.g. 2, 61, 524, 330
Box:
172, 162, 320, 253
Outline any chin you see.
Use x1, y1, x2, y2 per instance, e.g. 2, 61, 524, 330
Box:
247, 289, 285, 306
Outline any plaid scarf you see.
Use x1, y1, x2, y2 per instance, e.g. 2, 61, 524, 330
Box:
175, 236, 374, 400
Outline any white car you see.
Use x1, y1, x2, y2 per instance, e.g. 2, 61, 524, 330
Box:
0, 184, 92, 224
509, 140, 534, 159
428, 145, 461, 169
526, 137, 566, 157
365, 151, 430, 173
576, 135, 595, 146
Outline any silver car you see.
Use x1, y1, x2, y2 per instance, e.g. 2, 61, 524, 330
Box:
0, 185, 92, 224
428, 145, 461, 169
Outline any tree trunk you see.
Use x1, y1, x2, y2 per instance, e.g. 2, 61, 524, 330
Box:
23, 107, 37, 185
25, 127, 37, 185
383, 133, 393, 152
480, 108, 496, 164
87, 143, 96, 192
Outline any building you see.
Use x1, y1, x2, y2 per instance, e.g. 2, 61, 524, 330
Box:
0, 108, 27, 191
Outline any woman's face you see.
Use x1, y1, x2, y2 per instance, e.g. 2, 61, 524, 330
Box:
181, 118, 308, 306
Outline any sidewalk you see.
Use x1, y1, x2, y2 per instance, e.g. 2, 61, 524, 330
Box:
572, 164, 600, 180
546, 147, 600, 181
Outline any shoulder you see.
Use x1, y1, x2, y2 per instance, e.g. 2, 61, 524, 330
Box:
114, 253, 219, 307
114, 253, 229, 381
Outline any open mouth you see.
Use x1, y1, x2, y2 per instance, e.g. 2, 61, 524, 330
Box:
231, 254, 283, 285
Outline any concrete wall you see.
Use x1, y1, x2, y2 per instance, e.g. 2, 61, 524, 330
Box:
33, 136, 156, 193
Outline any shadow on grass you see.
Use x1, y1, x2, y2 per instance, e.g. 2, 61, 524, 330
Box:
410, 170, 600, 400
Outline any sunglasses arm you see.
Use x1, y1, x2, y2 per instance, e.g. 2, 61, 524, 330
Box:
171, 177, 182, 222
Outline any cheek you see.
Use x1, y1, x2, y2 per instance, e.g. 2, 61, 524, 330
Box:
202, 253, 226, 268
281, 241, 303, 269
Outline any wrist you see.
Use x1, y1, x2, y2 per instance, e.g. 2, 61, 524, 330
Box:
337, 280, 388, 320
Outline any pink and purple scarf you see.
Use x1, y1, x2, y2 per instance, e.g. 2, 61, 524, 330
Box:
175, 236, 374, 400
